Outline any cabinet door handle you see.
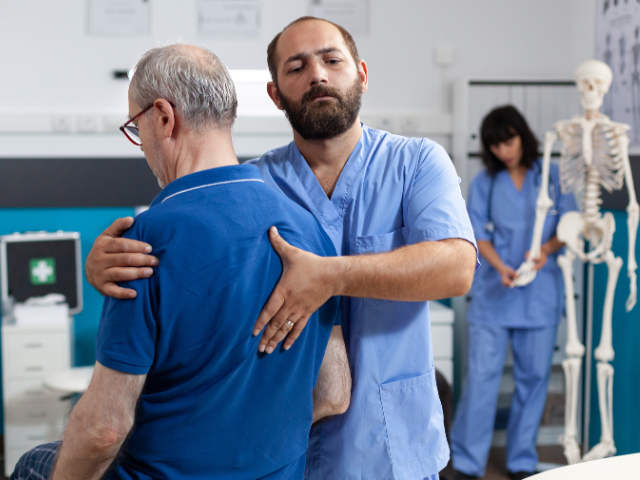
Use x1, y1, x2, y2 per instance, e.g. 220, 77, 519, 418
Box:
25, 366, 44, 372
27, 434, 48, 440
24, 343, 44, 349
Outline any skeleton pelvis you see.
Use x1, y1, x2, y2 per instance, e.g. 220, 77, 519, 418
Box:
557, 211, 616, 262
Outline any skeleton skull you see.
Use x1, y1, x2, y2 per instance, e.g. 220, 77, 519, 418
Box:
575, 60, 613, 113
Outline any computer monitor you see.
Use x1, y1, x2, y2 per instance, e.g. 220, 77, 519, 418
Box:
1, 232, 83, 314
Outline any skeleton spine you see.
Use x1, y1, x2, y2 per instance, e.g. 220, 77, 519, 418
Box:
583, 166, 602, 225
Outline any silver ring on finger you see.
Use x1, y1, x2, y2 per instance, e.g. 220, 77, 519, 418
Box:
285, 320, 295, 327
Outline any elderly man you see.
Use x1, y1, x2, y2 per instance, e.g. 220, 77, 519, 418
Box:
87, 17, 477, 480
11, 44, 350, 480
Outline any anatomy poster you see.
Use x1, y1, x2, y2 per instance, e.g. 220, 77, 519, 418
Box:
596, 0, 640, 145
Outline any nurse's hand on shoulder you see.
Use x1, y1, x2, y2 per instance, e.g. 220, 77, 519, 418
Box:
525, 250, 548, 271
253, 227, 337, 354
85, 217, 159, 299
498, 265, 518, 287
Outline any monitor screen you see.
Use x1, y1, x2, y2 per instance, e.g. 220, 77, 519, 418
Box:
5, 239, 79, 310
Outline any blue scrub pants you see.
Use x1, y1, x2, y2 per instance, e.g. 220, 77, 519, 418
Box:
450, 323, 557, 477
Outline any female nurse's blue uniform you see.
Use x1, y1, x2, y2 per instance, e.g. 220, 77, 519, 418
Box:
450, 162, 577, 476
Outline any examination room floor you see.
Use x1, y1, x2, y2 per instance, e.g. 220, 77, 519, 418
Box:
440, 446, 567, 480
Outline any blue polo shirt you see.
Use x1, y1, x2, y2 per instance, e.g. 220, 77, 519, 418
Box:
96, 164, 340, 480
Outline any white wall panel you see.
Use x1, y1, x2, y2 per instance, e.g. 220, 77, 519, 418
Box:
0, 0, 597, 118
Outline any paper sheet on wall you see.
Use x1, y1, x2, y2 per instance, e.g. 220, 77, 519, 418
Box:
309, 0, 368, 35
596, 0, 640, 146
198, 0, 260, 38
87, 0, 150, 36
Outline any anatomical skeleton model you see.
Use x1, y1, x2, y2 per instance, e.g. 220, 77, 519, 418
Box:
511, 60, 639, 464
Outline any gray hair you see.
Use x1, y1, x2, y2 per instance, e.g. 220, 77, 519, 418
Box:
130, 44, 237, 131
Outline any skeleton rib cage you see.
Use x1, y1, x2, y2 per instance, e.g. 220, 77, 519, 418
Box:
557, 117, 627, 197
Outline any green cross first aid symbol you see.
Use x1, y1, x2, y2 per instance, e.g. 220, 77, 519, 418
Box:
30, 258, 57, 286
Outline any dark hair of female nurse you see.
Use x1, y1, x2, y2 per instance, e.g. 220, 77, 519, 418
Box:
480, 105, 539, 176
477, 105, 561, 287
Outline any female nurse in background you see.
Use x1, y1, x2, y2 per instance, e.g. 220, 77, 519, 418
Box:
450, 105, 577, 480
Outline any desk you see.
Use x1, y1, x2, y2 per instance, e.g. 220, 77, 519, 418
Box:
44, 366, 94, 394
531, 453, 640, 479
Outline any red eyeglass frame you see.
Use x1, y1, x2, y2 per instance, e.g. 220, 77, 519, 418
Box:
119, 102, 176, 146
119, 104, 154, 146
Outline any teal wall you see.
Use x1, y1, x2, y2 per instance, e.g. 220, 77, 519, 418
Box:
0, 208, 135, 431
589, 209, 640, 455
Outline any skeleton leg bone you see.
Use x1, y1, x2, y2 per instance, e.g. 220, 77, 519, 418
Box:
583, 362, 616, 461
593, 251, 622, 363
583, 250, 621, 461
557, 249, 585, 464
561, 358, 583, 465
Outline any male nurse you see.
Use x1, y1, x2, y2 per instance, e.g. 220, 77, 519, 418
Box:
86, 17, 478, 480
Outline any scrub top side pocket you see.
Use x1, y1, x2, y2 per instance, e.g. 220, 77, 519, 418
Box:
379, 368, 448, 472
354, 227, 409, 306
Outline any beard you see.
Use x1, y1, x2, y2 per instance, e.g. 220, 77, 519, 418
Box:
277, 78, 362, 141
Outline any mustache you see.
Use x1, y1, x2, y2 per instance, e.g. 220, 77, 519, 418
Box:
301, 86, 342, 104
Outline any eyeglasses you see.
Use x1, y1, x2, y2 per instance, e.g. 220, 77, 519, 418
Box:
119, 104, 154, 146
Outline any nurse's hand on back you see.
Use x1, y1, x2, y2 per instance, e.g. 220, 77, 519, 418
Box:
250, 226, 338, 351
85, 216, 156, 299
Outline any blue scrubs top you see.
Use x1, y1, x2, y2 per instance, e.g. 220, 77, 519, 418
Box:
251, 125, 477, 480
96, 165, 340, 480
467, 162, 577, 328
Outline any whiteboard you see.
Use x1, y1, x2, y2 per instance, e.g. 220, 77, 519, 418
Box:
595, 0, 640, 145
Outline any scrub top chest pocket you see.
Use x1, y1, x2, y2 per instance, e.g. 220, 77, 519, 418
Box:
354, 227, 409, 306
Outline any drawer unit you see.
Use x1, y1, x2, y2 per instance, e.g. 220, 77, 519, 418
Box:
2, 323, 72, 476
5, 402, 68, 447
5, 333, 69, 358
5, 354, 70, 380
5, 379, 61, 404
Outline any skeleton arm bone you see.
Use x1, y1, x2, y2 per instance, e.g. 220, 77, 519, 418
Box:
526, 130, 556, 258
621, 133, 639, 311
511, 130, 557, 287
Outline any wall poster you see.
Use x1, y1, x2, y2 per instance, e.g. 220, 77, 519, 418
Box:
596, 0, 640, 146
87, 0, 150, 36
309, 0, 368, 35
198, 0, 260, 38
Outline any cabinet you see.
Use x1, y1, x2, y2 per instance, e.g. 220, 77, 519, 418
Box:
2, 323, 72, 476
430, 301, 454, 386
